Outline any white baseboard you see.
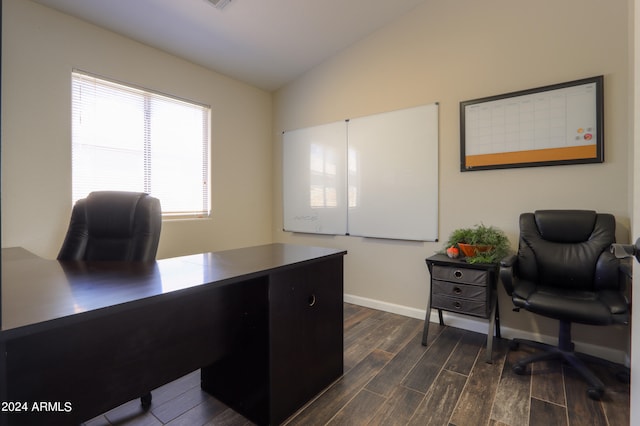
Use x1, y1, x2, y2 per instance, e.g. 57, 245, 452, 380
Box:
343, 293, 630, 366
343, 294, 426, 320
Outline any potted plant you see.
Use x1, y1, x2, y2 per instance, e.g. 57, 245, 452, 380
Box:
442, 224, 510, 264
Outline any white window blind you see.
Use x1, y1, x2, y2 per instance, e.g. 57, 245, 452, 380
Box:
71, 71, 211, 217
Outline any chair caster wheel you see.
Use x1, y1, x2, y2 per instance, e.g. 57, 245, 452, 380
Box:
508, 340, 520, 351
141, 392, 152, 410
587, 387, 603, 401
512, 363, 526, 375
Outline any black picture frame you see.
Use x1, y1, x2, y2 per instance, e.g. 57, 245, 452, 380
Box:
460, 75, 604, 172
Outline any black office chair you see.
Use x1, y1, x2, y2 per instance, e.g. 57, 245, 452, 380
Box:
58, 190, 162, 408
500, 210, 629, 400
58, 191, 162, 262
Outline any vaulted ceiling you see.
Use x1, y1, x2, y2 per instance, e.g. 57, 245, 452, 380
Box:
33, 0, 427, 91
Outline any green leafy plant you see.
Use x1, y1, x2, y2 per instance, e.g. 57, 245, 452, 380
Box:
442, 224, 511, 264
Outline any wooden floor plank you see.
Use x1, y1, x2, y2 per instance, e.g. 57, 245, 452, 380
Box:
164, 398, 227, 426
344, 312, 409, 370
150, 370, 201, 406
402, 327, 464, 393
151, 386, 215, 424
407, 369, 467, 426
286, 349, 393, 426
589, 361, 630, 426
528, 398, 567, 426
326, 389, 387, 425
376, 316, 424, 354
443, 329, 485, 375
367, 385, 425, 426
202, 408, 254, 426
490, 348, 532, 425
448, 342, 508, 426
343, 303, 375, 332
82, 305, 629, 426
343, 306, 387, 341
365, 332, 429, 397
343, 303, 363, 321
530, 358, 566, 406
563, 364, 608, 426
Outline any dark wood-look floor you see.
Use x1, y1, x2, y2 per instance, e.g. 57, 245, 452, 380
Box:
84, 303, 630, 426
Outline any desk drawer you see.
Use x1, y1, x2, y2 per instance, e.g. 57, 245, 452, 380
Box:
432, 265, 488, 286
432, 279, 486, 301
431, 294, 488, 318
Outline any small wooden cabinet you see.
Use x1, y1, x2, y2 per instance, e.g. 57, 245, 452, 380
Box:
422, 254, 500, 362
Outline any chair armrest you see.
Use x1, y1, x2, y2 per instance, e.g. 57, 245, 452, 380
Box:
499, 254, 517, 295
619, 258, 632, 279
618, 259, 632, 303
500, 254, 517, 268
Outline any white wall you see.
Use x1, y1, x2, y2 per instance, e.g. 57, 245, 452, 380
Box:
274, 0, 631, 361
1, 0, 274, 259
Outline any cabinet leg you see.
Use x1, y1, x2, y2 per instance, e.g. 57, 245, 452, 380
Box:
421, 307, 430, 346
486, 299, 498, 364
495, 298, 501, 339
438, 309, 444, 326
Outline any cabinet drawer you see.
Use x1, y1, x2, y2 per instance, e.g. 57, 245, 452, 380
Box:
432, 279, 486, 301
432, 265, 488, 286
431, 294, 489, 318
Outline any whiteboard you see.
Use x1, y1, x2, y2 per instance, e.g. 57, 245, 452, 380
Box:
282, 121, 348, 235
347, 103, 439, 241
282, 103, 439, 241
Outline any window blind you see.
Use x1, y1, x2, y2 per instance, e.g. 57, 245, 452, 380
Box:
71, 71, 211, 217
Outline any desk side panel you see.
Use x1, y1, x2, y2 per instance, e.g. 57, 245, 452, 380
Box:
3, 278, 267, 425
201, 254, 344, 425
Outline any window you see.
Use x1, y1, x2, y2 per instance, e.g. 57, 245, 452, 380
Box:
71, 70, 211, 217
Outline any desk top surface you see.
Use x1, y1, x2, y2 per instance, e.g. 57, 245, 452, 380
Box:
1, 243, 346, 338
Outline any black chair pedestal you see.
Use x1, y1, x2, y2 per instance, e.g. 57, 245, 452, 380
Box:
510, 320, 605, 400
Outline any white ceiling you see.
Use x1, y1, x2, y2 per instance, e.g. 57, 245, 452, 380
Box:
32, 0, 427, 91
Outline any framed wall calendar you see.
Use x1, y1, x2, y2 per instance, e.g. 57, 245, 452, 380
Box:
460, 76, 603, 171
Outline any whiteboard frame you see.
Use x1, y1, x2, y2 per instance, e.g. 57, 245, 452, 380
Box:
460, 76, 604, 171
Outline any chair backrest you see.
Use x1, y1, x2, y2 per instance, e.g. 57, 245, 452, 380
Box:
516, 210, 619, 291
58, 191, 162, 261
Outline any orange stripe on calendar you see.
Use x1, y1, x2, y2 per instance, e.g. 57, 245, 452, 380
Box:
465, 145, 598, 168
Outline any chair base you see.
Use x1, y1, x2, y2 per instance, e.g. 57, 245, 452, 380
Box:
509, 321, 605, 401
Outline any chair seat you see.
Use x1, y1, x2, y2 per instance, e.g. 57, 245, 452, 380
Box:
512, 281, 629, 325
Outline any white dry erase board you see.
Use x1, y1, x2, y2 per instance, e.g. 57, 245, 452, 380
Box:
348, 103, 439, 241
282, 121, 348, 235
282, 103, 439, 241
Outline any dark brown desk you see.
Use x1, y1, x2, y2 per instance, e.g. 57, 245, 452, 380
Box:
0, 244, 346, 425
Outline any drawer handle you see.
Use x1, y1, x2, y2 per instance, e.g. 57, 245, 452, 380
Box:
453, 287, 462, 295
308, 294, 316, 307
453, 301, 462, 309
454, 270, 463, 279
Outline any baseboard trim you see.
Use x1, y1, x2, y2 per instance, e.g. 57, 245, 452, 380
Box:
343, 294, 426, 320
343, 293, 629, 366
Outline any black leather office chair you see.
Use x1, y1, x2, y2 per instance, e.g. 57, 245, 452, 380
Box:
58, 191, 162, 408
500, 210, 629, 400
58, 191, 162, 262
